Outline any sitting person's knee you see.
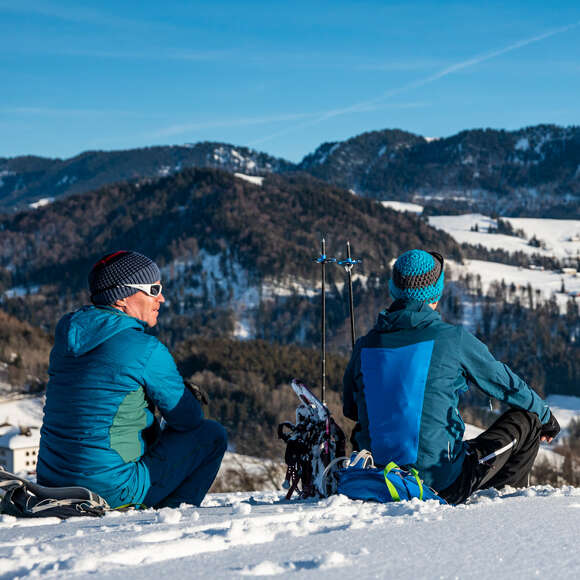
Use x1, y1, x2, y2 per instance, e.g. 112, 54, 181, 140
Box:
201, 419, 228, 452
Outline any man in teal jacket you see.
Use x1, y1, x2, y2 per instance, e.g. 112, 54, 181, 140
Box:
343, 249, 560, 504
38, 251, 227, 509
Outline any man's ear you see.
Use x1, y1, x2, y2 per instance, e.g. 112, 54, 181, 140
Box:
113, 298, 127, 309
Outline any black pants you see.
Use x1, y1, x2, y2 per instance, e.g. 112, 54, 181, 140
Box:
439, 409, 542, 505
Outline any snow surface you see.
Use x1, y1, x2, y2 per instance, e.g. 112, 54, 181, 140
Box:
0, 397, 44, 427
380, 200, 424, 214
447, 259, 580, 312
2, 393, 579, 578
545, 395, 580, 429
0, 425, 40, 450
3, 487, 580, 579
28, 198, 54, 209
428, 213, 580, 260
234, 173, 264, 186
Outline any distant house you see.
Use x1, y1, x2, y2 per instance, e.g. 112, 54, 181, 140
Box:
0, 426, 40, 473
562, 268, 578, 276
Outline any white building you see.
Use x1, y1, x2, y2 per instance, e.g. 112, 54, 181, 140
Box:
0, 426, 40, 474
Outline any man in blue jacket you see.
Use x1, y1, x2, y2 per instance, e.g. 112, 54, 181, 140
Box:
38, 251, 227, 509
343, 249, 560, 504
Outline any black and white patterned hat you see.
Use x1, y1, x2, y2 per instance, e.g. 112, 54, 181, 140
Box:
88, 251, 161, 305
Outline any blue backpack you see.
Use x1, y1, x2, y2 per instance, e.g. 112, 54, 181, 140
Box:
337, 453, 447, 504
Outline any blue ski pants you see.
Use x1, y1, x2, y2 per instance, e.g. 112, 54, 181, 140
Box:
142, 419, 227, 508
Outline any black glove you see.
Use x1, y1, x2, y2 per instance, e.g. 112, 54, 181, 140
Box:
184, 379, 209, 406
540, 412, 560, 440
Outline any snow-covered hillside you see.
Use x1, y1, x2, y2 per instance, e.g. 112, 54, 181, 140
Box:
379, 203, 580, 313
446, 258, 580, 312
428, 213, 580, 260
3, 487, 580, 579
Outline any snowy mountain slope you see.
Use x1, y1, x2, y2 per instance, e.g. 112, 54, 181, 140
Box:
546, 395, 580, 429
380, 200, 424, 214
428, 213, 580, 259
2, 487, 580, 579
0, 396, 44, 427
446, 259, 580, 312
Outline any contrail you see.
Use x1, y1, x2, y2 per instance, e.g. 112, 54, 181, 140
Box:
250, 21, 580, 146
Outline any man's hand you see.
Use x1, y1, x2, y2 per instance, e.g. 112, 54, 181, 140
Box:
540, 411, 560, 444
184, 379, 209, 406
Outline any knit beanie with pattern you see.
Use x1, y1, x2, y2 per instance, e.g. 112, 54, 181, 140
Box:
89, 251, 161, 305
388, 249, 444, 304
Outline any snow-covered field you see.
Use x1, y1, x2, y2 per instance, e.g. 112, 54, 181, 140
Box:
446, 259, 580, 311
378, 204, 580, 313
2, 394, 580, 578
381, 200, 424, 214
428, 213, 580, 260
3, 487, 580, 579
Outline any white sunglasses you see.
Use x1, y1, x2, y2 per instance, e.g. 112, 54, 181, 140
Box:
122, 283, 163, 297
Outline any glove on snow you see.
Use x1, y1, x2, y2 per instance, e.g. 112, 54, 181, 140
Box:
184, 379, 209, 406
540, 411, 560, 440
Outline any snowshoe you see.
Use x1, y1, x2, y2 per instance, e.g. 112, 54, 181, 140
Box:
278, 380, 346, 500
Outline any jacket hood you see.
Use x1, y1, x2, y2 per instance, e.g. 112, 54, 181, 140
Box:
56, 306, 145, 357
375, 299, 441, 332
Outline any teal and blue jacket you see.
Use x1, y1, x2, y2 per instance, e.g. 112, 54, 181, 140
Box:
343, 299, 551, 492
37, 306, 203, 508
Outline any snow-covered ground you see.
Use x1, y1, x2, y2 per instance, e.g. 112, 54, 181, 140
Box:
234, 173, 264, 186
428, 213, 580, 260
3, 487, 580, 579
2, 395, 580, 578
446, 259, 580, 311
545, 395, 580, 429
381, 201, 424, 214
374, 205, 580, 313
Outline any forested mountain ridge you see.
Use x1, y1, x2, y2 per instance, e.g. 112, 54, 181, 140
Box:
2, 124, 579, 216
299, 124, 580, 216
0, 167, 461, 341
0, 142, 293, 212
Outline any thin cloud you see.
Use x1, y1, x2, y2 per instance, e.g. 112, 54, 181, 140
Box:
0, 0, 174, 31
1, 106, 152, 118
251, 20, 580, 146
357, 59, 446, 72
146, 103, 429, 140
146, 113, 319, 139
42, 47, 232, 62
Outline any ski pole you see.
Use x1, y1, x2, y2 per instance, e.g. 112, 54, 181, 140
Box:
338, 241, 361, 350
313, 237, 336, 405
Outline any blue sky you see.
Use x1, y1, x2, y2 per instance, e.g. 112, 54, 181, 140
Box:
1, 1, 579, 162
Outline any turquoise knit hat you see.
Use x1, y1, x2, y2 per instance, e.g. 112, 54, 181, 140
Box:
389, 250, 444, 303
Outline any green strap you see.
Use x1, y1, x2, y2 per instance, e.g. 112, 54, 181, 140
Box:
384, 462, 425, 502
383, 461, 401, 502
409, 467, 424, 500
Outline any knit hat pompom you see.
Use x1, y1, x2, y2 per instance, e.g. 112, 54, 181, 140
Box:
389, 249, 444, 304
89, 250, 161, 305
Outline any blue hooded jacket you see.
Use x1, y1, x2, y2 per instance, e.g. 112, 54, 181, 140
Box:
37, 306, 203, 508
343, 300, 550, 492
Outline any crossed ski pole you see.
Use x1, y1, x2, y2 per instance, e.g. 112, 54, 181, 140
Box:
313, 237, 336, 406
338, 241, 362, 350
313, 237, 361, 406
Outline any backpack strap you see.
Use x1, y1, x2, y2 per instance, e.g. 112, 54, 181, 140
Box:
408, 467, 424, 500
383, 462, 424, 501
383, 462, 401, 502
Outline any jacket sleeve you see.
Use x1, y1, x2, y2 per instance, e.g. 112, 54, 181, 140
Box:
142, 340, 203, 431
459, 327, 550, 424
